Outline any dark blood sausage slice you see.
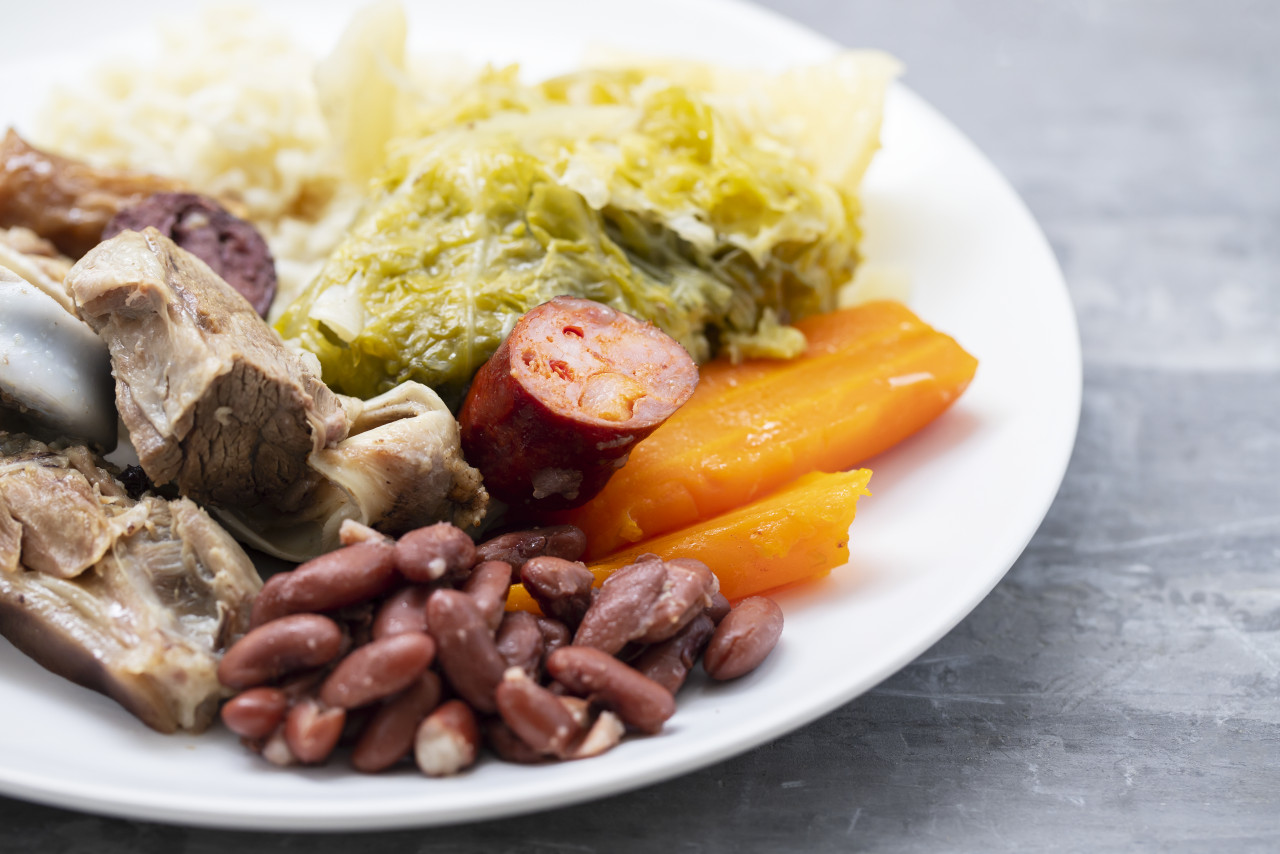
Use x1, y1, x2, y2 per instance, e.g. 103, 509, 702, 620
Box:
103, 192, 277, 316
459, 296, 698, 510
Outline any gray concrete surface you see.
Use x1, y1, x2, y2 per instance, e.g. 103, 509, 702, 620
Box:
2, 0, 1277, 850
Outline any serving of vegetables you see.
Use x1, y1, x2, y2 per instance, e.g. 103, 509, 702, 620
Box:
274, 58, 896, 407
0, 1, 980, 782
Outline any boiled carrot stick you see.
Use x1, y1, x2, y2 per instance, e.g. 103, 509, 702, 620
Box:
557, 301, 976, 559
693, 300, 924, 395
507, 468, 872, 612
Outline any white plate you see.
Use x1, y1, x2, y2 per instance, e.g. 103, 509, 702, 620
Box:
0, 0, 1080, 831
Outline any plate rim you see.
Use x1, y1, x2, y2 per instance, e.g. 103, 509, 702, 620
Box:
0, 0, 1082, 831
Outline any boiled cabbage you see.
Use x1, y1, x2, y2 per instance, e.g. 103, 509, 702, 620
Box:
276, 57, 898, 406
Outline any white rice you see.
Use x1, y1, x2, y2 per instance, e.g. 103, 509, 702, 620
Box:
32, 5, 359, 314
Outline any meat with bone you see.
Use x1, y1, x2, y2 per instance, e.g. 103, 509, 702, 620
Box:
0, 129, 184, 258
0, 267, 118, 450
66, 228, 487, 561
0, 433, 261, 733
103, 192, 278, 317
67, 227, 348, 513
0, 227, 75, 315
220, 381, 488, 562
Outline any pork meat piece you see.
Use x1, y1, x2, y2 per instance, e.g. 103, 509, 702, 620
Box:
0, 433, 261, 733
0, 438, 117, 577
0, 129, 184, 258
221, 381, 489, 561
103, 192, 278, 317
0, 226, 75, 314
66, 227, 349, 515
66, 229, 488, 560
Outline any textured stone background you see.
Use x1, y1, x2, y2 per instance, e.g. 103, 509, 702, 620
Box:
3, 1, 1277, 851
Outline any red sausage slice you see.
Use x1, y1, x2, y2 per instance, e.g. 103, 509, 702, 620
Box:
459, 296, 697, 510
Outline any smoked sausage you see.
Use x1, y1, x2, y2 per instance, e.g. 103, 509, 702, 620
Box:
458, 296, 697, 510
0, 129, 184, 259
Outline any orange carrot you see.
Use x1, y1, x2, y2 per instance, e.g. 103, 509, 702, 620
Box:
557, 301, 976, 559
507, 468, 871, 612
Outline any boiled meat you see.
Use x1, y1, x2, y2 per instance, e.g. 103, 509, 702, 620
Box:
67, 229, 487, 560
0, 129, 183, 258
68, 227, 349, 514
0, 433, 261, 733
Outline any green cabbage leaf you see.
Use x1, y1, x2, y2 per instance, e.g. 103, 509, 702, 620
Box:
276, 58, 897, 406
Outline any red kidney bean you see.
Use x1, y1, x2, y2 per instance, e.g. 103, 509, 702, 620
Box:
636, 558, 716, 644
573, 559, 666, 654
566, 710, 625, 760
703, 596, 784, 680
351, 671, 443, 773
220, 687, 288, 740
546, 646, 675, 734
319, 631, 436, 709
284, 697, 346, 764
463, 559, 512, 633
520, 556, 595, 630
536, 617, 571, 662
427, 589, 506, 714
484, 718, 548, 765
217, 614, 343, 690
415, 700, 480, 776
395, 523, 476, 583
496, 669, 582, 758
260, 727, 296, 766
632, 613, 716, 694
557, 695, 591, 729
250, 540, 398, 627
476, 525, 587, 574
496, 611, 544, 679
223, 537, 762, 776
248, 580, 295, 630
371, 584, 432, 639
705, 591, 732, 625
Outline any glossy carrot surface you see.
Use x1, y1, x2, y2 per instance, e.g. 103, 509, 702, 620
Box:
508, 468, 872, 612
557, 301, 977, 559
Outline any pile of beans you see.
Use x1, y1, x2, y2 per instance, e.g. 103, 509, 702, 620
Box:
216, 521, 783, 774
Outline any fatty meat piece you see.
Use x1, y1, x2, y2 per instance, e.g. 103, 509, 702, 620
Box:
66, 229, 486, 561
0, 432, 261, 733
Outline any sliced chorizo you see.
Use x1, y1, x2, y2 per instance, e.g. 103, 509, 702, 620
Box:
458, 296, 697, 510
